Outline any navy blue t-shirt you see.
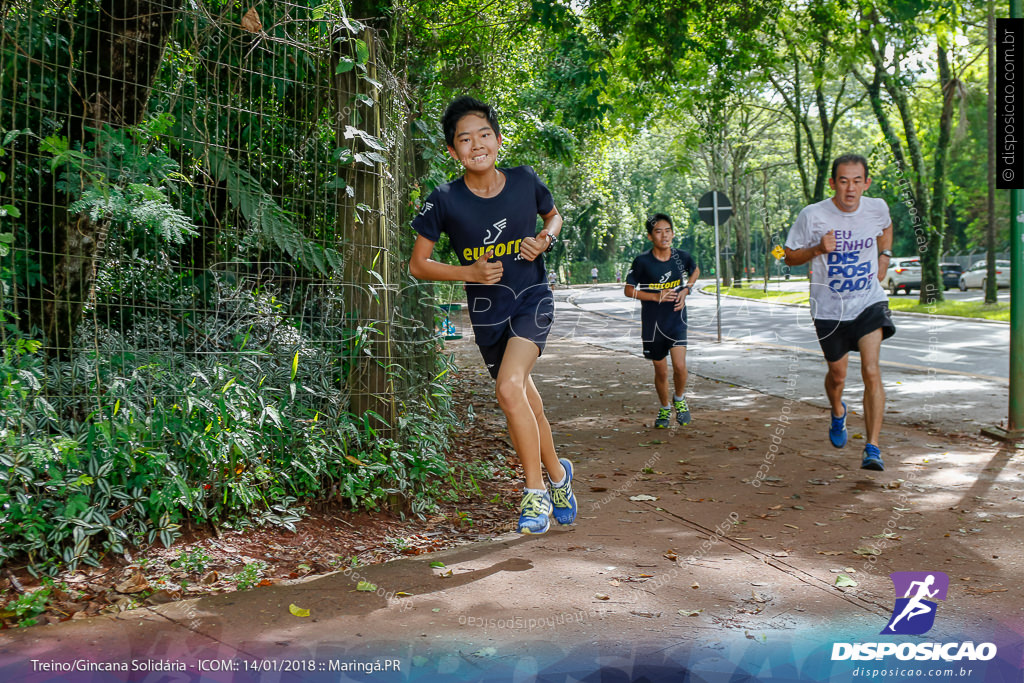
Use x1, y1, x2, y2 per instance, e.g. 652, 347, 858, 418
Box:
626, 248, 698, 337
412, 166, 554, 345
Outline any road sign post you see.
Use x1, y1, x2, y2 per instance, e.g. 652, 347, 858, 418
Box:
698, 191, 733, 343
982, 0, 1024, 443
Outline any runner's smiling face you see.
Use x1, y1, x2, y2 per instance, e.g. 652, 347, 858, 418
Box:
647, 220, 673, 252
447, 113, 502, 173
828, 161, 872, 213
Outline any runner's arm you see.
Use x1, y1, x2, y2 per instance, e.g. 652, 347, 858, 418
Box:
521, 206, 562, 261
409, 235, 502, 284
877, 223, 893, 280
784, 231, 835, 266
673, 266, 701, 311
624, 284, 677, 304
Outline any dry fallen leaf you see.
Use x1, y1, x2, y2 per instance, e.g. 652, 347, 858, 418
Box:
288, 603, 310, 617
356, 581, 377, 591
241, 8, 262, 33
115, 572, 149, 594
678, 609, 702, 617
594, 593, 610, 600
629, 495, 658, 502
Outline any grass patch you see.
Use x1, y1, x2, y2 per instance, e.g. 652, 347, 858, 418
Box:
886, 297, 1009, 321
711, 285, 1009, 321
714, 286, 810, 305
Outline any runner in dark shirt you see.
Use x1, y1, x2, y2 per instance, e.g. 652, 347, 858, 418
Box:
409, 96, 576, 535
624, 213, 700, 428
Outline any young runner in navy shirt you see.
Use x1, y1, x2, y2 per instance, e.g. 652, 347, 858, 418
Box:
410, 96, 576, 534
624, 213, 700, 428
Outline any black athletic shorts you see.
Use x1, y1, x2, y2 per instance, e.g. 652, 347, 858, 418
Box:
642, 320, 687, 362
477, 297, 554, 379
813, 301, 896, 363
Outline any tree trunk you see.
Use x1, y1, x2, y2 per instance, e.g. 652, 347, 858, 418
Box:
41, 0, 182, 356
336, 29, 396, 435
926, 43, 957, 304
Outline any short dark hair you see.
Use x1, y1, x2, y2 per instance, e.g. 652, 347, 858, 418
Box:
831, 154, 869, 180
442, 96, 501, 147
645, 213, 673, 234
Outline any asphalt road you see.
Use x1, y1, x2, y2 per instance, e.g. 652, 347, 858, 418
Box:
555, 283, 1010, 435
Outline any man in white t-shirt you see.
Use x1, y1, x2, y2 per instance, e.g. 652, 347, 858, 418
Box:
784, 154, 895, 471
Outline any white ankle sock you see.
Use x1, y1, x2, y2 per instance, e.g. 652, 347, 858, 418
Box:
524, 487, 547, 496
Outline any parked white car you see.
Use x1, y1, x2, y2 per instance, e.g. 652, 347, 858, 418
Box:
881, 257, 921, 295
958, 259, 1011, 291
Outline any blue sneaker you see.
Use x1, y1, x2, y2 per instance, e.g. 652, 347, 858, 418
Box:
861, 443, 885, 471
829, 402, 848, 448
654, 407, 671, 429
550, 458, 577, 525
517, 490, 552, 534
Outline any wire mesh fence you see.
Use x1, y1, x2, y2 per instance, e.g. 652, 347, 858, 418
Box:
0, 0, 449, 569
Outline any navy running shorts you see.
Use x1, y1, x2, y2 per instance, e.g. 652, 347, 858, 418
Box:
477, 297, 554, 379
642, 321, 687, 362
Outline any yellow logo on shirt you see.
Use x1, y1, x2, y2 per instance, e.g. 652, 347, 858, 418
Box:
648, 278, 682, 290
463, 238, 523, 262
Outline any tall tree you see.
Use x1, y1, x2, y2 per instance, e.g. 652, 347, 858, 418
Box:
763, 0, 866, 204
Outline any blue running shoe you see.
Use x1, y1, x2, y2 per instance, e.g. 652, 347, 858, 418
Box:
517, 490, 552, 534
550, 458, 577, 525
829, 402, 848, 448
861, 443, 885, 471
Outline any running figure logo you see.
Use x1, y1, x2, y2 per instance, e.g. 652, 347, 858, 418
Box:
882, 571, 949, 635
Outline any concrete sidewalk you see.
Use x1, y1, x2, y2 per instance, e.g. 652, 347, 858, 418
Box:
1, 319, 1022, 682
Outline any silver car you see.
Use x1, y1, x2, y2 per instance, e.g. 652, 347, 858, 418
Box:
881, 257, 921, 295
958, 259, 1011, 290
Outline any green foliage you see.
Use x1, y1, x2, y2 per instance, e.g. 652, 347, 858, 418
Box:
3, 584, 53, 627
70, 184, 199, 245
0, 267, 456, 573
231, 561, 268, 590
171, 547, 212, 575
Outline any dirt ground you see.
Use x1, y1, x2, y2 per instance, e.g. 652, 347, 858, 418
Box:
0, 303, 1022, 681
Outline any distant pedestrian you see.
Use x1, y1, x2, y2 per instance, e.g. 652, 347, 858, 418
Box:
624, 213, 700, 428
409, 96, 576, 534
591, 266, 599, 283
547, 270, 557, 289
784, 153, 894, 471
615, 268, 622, 283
